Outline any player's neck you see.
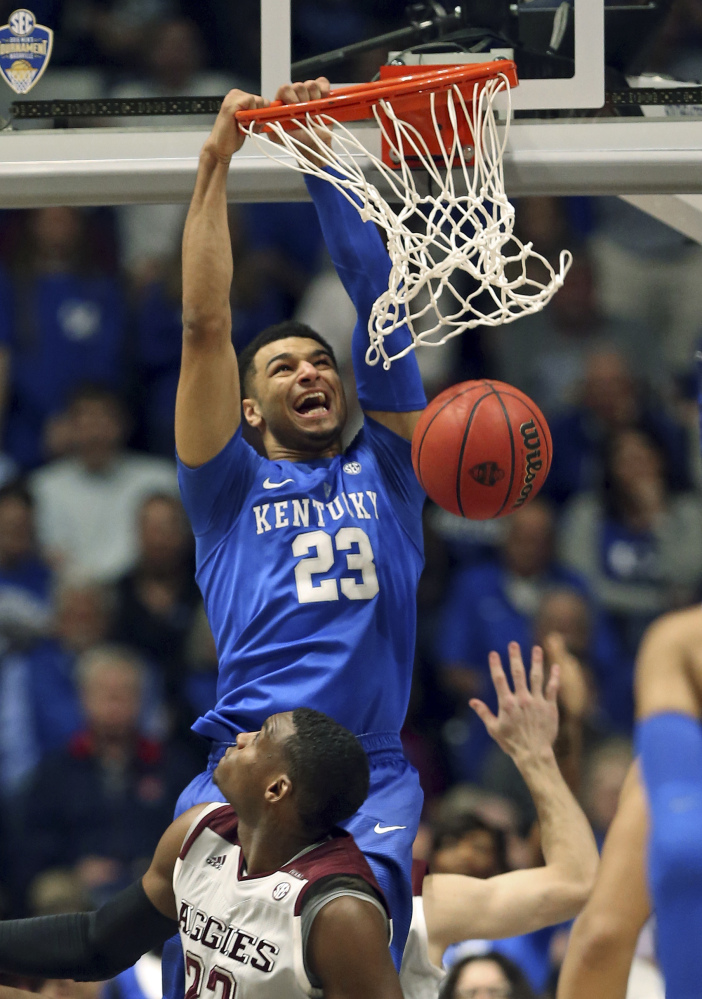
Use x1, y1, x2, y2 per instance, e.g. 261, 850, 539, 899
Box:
264, 438, 343, 462
237, 817, 314, 877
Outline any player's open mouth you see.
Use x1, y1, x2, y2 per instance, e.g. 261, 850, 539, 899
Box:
293, 390, 330, 418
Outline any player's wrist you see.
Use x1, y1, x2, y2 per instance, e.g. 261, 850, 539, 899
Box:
512, 742, 558, 776
201, 141, 234, 168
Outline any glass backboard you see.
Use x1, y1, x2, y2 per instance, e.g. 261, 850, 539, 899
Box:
0, 0, 702, 223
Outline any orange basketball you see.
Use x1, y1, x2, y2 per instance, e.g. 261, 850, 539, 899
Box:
412, 380, 552, 519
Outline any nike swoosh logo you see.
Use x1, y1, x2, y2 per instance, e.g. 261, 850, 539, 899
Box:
262, 477, 294, 489
373, 823, 407, 834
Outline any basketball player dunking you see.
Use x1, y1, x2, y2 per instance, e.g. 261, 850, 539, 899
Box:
169, 74, 427, 985
0, 710, 402, 998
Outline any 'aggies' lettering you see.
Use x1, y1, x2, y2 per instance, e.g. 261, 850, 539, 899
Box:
179, 901, 278, 972
253, 491, 380, 535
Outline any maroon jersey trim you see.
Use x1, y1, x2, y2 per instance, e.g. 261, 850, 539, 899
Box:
179, 804, 236, 861
291, 831, 389, 917
411, 858, 428, 897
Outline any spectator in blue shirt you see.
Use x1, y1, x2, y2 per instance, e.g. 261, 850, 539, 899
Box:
436, 499, 589, 780
559, 425, 702, 660
0, 482, 53, 654
16, 644, 200, 909
0, 582, 110, 797
544, 349, 690, 507
3, 207, 126, 469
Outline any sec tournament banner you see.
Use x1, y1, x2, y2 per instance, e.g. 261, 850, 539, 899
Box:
0, 9, 53, 95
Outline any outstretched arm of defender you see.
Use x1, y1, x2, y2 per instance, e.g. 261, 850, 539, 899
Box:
0, 807, 203, 981
423, 644, 598, 957
557, 765, 650, 999
177, 90, 266, 468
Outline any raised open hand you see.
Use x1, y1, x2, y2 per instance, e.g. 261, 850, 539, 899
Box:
470, 642, 560, 763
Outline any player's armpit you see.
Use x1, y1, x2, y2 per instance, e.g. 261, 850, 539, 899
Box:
556, 763, 650, 999
635, 605, 702, 719
142, 804, 208, 920
306, 896, 403, 999
363, 409, 424, 442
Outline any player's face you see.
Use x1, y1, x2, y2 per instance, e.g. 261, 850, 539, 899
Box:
243, 337, 347, 452
213, 711, 296, 814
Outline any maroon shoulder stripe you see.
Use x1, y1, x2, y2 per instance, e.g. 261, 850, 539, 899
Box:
179, 804, 232, 861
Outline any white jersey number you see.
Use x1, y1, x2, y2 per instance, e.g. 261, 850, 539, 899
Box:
293, 528, 379, 603
185, 953, 236, 999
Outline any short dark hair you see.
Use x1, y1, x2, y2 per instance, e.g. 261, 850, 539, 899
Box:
284, 708, 369, 835
67, 382, 127, 417
440, 952, 537, 999
431, 812, 508, 874
0, 480, 33, 511
238, 321, 337, 399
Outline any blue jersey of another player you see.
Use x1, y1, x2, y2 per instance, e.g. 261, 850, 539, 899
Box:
177, 415, 425, 740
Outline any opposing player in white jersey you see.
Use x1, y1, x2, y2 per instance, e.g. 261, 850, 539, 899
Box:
400, 642, 599, 999
0, 708, 402, 999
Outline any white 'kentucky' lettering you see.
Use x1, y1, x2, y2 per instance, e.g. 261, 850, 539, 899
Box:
253, 491, 380, 536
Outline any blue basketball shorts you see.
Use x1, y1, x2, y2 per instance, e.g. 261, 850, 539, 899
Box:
161, 731, 422, 996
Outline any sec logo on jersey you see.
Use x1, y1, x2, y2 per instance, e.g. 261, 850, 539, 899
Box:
272, 881, 291, 901
343, 462, 362, 474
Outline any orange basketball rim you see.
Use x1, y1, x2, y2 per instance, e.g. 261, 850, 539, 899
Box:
235, 61, 518, 169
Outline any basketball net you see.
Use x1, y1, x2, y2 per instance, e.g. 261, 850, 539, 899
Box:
239, 73, 572, 370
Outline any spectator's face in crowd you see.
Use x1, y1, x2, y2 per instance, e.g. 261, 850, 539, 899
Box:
582, 352, 637, 428
582, 742, 632, 834
149, 19, 204, 88
451, 958, 512, 999
70, 396, 126, 469
40, 979, 103, 999
31, 207, 82, 262
550, 256, 596, 330
56, 587, 109, 652
80, 661, 142, 742
431, 828, 502, 879
610, 429, 664, 492
138, 496, 190, 571
502, 502, 554, 579
0, 495, 34, 565
534, 590, 590, 658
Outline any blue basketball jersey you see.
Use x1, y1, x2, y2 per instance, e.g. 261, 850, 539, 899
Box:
177, 416, 425, 741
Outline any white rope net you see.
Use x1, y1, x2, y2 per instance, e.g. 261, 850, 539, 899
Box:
240, 74, 572, 369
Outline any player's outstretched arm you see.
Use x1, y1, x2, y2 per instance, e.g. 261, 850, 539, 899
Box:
0, 807, 203, 981
634, 605, 702, 999
424, 643, 598, 958
276, 80, 427, 441
306, 895, 403, 999
177, 89, 266, 468
556, 764, 650, 999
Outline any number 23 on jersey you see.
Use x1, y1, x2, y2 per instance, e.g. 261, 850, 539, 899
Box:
292, 527, 379, 604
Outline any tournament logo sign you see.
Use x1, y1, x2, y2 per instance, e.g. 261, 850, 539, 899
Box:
0, 9, 53, 95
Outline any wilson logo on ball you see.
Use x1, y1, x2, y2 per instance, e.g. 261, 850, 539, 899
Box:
469, 461, 505, 487
513, 420, 543, 509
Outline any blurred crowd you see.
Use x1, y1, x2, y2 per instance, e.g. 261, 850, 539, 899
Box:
1, 1, 702, 997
